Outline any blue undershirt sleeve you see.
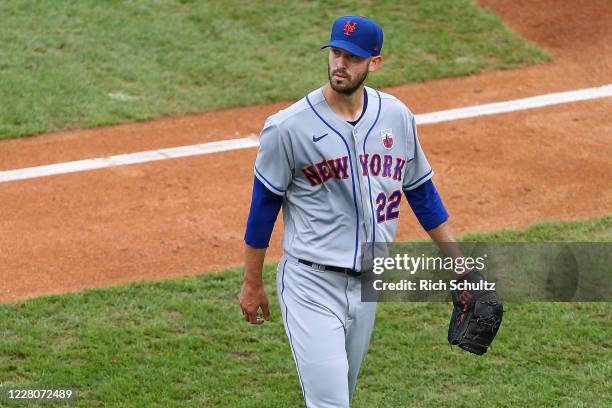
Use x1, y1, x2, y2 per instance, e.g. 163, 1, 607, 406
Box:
244, 177, 284, 248
403, 179, 449, 231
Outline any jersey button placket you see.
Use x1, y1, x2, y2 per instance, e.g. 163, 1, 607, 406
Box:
350, 127, 371, 260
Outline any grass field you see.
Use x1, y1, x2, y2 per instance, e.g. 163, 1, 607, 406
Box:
1, 216, 610, 407
0, 0, 548, 139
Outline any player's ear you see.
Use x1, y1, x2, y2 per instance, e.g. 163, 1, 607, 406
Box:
368, 56, 383, 72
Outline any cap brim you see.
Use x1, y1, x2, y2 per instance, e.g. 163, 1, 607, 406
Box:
321, 40, 370, 58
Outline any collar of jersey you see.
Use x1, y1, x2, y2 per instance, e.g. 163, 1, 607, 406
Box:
312, 86, 376, 135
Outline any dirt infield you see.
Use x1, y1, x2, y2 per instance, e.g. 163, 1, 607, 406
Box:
1, 0, 610, 303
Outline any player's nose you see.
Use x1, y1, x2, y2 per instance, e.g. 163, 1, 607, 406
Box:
333, 54, 348, 68
338, 55, 350, 67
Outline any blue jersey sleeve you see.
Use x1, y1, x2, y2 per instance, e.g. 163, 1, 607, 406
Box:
244, 177, 284, 248
403, 179, 448, 231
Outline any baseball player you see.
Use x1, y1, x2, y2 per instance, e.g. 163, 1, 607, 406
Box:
239, 16, 463, 407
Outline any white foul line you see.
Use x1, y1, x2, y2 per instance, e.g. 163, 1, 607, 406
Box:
1, 84, 610, 184
416, 84, 612, 124
0, 136, 261, 183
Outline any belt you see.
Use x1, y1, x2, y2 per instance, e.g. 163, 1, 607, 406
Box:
298, 259, 361, 277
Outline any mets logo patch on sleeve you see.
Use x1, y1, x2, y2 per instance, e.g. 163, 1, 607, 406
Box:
381, 129, 393, 149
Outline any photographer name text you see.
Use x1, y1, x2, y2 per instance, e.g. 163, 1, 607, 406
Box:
372, 279, 496, 292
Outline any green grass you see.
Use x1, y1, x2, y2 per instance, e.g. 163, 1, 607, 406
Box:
0, 216, 609, 407
0, 0, 549, 139
462, 215, 612, 242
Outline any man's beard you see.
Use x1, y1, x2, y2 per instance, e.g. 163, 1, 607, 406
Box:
328, 63, 369, 95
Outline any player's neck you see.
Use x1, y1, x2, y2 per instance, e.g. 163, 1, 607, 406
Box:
322, 84, 365, 122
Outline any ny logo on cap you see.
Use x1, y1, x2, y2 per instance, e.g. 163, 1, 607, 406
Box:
343, 21, 357, 36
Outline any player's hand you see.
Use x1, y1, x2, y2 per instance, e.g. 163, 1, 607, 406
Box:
239, 282, 271, 325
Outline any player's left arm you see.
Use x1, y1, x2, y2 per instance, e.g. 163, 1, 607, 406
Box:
403, 180, 465, 262
425, 219, 465, 263
400, 113, 503, 353
400, 109, 465, 263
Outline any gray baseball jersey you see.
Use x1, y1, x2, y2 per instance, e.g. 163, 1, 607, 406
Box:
254, 86, 433, 271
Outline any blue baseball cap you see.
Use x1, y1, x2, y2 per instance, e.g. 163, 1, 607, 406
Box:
321, 16, 383, 58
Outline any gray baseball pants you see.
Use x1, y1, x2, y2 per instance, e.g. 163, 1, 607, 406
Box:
277, 255, 377, 407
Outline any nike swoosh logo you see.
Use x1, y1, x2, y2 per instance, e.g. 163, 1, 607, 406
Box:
312, 133, 328, 142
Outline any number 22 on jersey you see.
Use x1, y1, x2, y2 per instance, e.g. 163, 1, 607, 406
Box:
375, 190, 401, 223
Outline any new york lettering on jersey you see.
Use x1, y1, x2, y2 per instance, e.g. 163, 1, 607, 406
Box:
302, 154, 405, 186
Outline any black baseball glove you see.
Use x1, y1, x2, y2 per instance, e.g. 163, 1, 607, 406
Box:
448, 270, 503, 355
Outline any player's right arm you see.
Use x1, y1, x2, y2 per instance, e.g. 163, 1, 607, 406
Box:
240, 119, 292, 325
240, 244, 270, 325
240, 177, 283, 325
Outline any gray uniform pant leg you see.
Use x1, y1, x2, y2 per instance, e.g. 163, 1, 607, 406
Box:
277, 256, 377, 408
345, 279, 377, 402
